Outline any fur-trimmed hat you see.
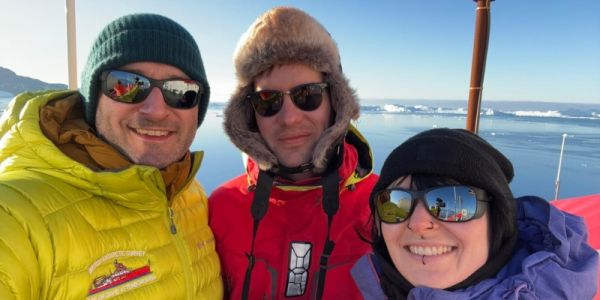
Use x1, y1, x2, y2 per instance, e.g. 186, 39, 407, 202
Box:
80, 13, 210, 128
223, 6, 359, 173
371, 128, 517, 255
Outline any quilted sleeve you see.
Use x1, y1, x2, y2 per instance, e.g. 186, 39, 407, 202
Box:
0, 204, 41, 299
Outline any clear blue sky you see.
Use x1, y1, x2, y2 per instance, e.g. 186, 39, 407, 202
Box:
1, 0, 598, 103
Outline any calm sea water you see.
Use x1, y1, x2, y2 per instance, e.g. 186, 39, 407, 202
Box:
1, 97, 598, 200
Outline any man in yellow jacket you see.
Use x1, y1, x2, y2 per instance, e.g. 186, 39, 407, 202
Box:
0, 13, 222, 299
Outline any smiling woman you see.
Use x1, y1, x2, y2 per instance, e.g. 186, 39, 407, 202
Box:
351, 128, 598, 299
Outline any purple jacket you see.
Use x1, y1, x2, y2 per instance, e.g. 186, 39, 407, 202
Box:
352, 196, 599, 299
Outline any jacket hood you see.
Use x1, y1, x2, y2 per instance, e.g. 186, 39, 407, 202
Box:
223, 7, 360, 174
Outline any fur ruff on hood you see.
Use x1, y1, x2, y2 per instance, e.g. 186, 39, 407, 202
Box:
223, 6, 360, 174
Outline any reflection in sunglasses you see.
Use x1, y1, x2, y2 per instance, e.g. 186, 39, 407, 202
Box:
248, 82, 328, 117
101, 70, 203, 109
376, 185, 488, 224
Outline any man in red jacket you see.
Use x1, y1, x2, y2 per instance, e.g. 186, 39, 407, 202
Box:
209, 6, 378, 300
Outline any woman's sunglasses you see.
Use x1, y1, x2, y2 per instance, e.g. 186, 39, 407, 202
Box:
247, 82, 329, 117
375, 185, 489, 224
100, 70, 203, 109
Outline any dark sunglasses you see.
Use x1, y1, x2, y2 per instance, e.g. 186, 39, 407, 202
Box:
100, 70, 203, 109
375, 185, 489, 224
247, 82, 329, 117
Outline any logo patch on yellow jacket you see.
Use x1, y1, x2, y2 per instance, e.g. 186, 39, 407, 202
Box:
87, 251, 156, 300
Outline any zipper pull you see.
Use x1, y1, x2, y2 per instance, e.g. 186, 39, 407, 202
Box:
168, 207, 177, 234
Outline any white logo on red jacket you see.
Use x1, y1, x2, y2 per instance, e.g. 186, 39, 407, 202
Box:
285, 242, 312, 297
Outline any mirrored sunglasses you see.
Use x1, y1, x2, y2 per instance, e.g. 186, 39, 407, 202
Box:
247, 82, 329, 117
100, 70, 203, 109
375, 185, 489, 224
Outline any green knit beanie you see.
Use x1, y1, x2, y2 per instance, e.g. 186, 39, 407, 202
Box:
80, 13, 210, 127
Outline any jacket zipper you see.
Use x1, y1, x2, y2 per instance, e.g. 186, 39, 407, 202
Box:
166, 152, 203, 299
167, 205, 194, 299
168, 207, 177, 234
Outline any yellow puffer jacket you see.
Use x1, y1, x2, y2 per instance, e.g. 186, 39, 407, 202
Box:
0, 90, 223, 299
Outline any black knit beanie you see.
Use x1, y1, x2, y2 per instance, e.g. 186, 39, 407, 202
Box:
80, 13, 210, 128
371, 128, 517, 256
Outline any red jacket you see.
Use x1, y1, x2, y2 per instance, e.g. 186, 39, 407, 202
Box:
209, 129, 378, 299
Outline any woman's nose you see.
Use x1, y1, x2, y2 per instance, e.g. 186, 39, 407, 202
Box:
406, 201, 436, 232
